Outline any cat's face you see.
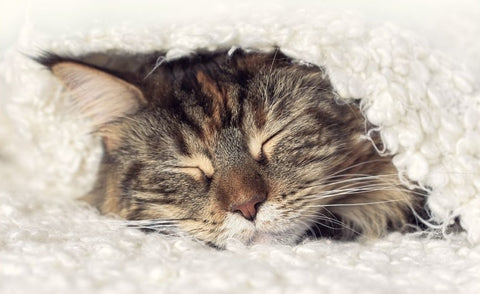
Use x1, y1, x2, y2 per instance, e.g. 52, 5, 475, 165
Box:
40, 49, 419, 247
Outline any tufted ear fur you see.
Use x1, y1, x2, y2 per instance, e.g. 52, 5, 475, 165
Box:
50, 62, 147, 150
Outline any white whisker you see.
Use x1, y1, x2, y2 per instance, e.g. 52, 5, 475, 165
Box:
308, 199, 404, 208
324, 159, 392, 179
299, 211, 361, 236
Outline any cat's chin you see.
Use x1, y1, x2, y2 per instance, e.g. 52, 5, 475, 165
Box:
218, 231, 301, 248
247, 232, 300, 246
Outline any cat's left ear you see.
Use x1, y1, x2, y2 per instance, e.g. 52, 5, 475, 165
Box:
49, 62, 147, 150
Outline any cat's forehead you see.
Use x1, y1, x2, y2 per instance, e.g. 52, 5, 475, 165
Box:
122, 49, 334, 160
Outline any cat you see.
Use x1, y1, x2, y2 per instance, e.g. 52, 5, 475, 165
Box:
36, 48, 427, 248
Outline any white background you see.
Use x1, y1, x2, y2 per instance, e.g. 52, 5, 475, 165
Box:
1, 0, 480, 76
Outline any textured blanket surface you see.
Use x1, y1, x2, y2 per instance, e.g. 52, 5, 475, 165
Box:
1, 192, 479, 294
1, 1, 480, 293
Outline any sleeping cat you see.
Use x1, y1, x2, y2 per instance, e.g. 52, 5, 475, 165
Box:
37, 48, 426, 247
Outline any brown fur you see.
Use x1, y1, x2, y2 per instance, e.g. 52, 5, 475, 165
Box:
37, 48, 427, 247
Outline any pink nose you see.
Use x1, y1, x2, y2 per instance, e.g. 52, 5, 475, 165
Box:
231, 196, 265, 221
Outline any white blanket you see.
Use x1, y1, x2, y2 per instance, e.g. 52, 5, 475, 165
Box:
1, 2, 480, 293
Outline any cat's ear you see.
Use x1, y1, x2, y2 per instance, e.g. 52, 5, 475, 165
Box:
51, 62, 146, 126
50, 62, 147, 150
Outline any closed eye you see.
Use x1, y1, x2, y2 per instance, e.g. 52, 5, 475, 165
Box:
188, 166, 213, 180
249, 130, 284, 162
249, 119, 297, 162
167, 166, 212, 182
259, 130, 285, 161
174, 154, 214, 181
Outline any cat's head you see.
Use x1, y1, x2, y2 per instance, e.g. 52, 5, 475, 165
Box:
39, 48, 418, 247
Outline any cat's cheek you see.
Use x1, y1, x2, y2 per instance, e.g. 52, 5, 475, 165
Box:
254, 203, 283, 231
255, 203, 303, 233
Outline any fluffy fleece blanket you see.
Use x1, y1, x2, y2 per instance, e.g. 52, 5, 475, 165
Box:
1, 5, 480, 294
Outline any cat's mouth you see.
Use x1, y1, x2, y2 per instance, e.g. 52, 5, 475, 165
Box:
218, 205, 306, 247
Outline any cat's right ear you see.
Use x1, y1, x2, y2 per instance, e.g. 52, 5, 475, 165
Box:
50, 62, 146, 126
38, 57, 147, 150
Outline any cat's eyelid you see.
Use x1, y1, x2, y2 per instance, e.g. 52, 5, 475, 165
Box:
249, 117, 298, 161
176, 154, 215, 178
262, 129, 284, 148
261, 130, 285, 161
196, 167, 213, 179
175, 165, 213, 178
249, 129, 286, 162
165, 166, 212, 182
